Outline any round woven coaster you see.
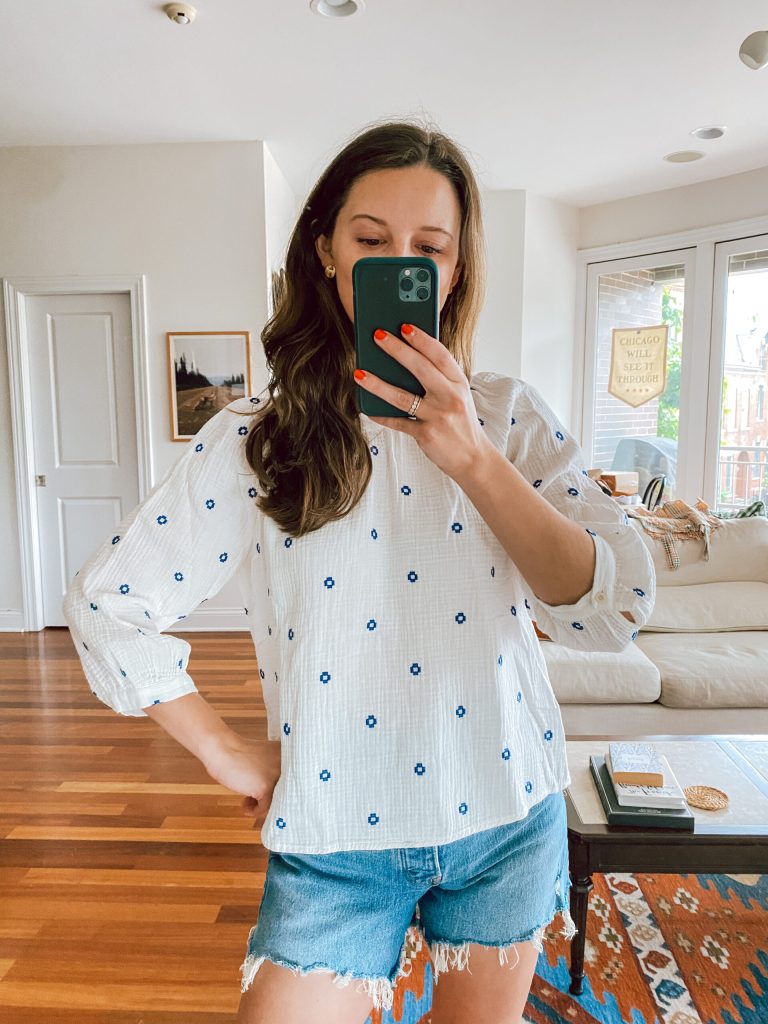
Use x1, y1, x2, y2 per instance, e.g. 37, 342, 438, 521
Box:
684, 785, 729, 810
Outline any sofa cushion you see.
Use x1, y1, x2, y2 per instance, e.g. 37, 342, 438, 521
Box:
629, 516, 768, 585
642, 581, 768, 632
541, 641, 661, 704
634, 631, 768, 707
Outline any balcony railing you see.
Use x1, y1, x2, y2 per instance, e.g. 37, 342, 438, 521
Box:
718, 444, 768, 511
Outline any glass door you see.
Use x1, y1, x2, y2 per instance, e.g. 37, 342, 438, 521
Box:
583, 249, 698, 505
706, 235, 768, 513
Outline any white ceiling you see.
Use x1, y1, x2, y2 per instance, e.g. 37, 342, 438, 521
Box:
1, 0, 767, 207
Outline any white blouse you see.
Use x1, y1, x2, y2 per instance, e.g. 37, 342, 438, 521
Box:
63, 371, 655, 854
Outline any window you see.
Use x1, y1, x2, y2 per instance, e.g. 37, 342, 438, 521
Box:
585, 255, 688, 503
582, 232, 768, 512
716, 247, 768, 511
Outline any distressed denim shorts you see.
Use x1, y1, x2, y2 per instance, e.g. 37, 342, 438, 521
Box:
239, 789, 575, 1013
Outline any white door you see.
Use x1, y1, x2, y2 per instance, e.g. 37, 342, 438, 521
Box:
25, 291, 139, 626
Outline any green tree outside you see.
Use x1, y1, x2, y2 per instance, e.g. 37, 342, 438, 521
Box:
658, 287, 682, 440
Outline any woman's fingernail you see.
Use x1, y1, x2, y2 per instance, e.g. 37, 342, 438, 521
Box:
354, 368, 366, 381
373, 329, 387, 341
401, 323, 414, 336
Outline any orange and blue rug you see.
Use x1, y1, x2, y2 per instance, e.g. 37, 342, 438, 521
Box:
365, 873, 768, 1024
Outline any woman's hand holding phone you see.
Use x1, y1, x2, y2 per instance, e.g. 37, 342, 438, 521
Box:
356, 321, 494, 485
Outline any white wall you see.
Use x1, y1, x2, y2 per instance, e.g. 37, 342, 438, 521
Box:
477, 190, 580, 428
264, 143, 300, 317
520, 194, 579, 425
0, 141, 269, 626
476, 190, 527, 378
579, 163, 768, 249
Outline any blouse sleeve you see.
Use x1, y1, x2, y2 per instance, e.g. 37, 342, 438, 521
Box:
505, 378, 656, 652
62, 398, 261, 716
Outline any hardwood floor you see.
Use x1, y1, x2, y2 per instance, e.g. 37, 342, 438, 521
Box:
0, 627, 269, 1022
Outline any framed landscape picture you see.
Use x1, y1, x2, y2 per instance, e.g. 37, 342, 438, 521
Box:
167, 331, 252, 440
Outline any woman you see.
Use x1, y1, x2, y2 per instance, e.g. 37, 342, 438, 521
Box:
63, 119, 655, 1024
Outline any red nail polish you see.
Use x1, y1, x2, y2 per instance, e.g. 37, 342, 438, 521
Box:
374, 329, 387, 341
401, 323, 414, 336
354, 368, 366, 381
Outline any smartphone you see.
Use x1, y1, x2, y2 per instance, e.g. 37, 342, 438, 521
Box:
352, 256, 439, 418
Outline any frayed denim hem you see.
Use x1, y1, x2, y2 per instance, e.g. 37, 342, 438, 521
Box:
426, 873, 577, 986
239, 923, 418, 1013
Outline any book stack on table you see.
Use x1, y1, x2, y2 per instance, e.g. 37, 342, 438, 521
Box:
589, 741, 695, 830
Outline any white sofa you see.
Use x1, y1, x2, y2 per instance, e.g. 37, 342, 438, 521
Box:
544, 516, 768, 736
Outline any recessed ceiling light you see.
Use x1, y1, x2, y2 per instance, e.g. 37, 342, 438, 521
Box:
690, 125, 727, 140
310, 0, 365, 16
663, 150, 705, 163
739, 30, 768, 70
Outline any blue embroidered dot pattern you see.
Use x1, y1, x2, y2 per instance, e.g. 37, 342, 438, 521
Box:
62, 377, 654, 855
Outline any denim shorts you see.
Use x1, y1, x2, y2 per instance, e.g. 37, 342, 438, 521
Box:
239, 789, 575, 1013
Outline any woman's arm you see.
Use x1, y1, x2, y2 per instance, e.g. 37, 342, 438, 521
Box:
62, 399, 259, 716
456, 376, 654, 652
143, 691, 245, 768
143, 691, 281, 825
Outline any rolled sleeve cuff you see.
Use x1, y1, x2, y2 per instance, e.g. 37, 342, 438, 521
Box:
94, 671, 199, 718
531, 529, 617, 621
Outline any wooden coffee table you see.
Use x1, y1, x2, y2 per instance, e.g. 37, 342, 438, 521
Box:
564, 734, 768, 996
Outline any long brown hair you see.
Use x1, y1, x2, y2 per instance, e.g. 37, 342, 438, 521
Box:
239, 118, 486, 537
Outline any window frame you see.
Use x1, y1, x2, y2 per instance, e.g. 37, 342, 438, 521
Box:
575, 213, 768, 508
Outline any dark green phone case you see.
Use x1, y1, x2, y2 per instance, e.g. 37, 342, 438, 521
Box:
352, 256, 439, 418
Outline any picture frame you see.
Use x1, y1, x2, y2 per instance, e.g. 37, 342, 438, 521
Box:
167, 331, 252, 440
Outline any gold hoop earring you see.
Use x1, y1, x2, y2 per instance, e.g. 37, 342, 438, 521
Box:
324, 264, 336, 279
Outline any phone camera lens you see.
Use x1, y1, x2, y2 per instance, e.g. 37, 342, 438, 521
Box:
401, 278, 414, 292
416, 286, 429, 300
416, 269, 429, 282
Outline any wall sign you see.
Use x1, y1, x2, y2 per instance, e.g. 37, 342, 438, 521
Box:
608, 325, 668, 407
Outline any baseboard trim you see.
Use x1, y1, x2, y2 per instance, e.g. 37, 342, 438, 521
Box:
0, 611, 25, 631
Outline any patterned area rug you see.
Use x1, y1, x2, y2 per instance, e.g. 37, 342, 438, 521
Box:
364, 873, 768, 1024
